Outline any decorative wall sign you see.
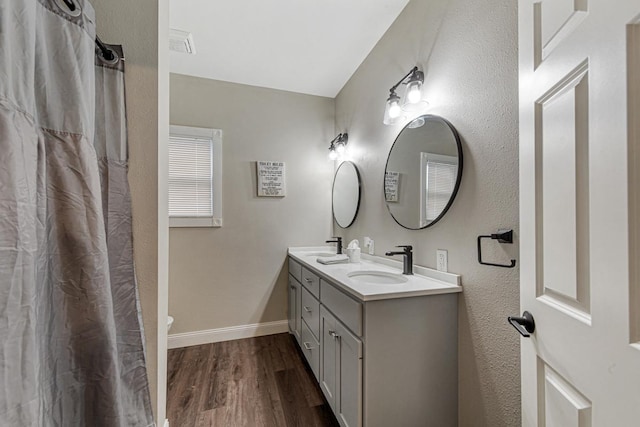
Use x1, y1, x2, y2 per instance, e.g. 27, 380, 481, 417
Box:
385, 171, 400, 202
257, 161, 286, 197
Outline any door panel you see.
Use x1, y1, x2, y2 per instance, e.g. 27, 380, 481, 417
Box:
539, 360, 592, 427
519, 1, 640, 425
536, 61, 591, 319
535, 0, 588, 65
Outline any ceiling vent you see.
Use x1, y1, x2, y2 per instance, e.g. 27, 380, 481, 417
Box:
169, 29, 196, 55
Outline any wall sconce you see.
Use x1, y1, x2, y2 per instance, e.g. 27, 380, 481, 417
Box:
383, 66, 429, 125
328, 133, 349, 160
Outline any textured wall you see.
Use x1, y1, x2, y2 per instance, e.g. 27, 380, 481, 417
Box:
169, 74, 335, 334
92, 0, 163, 420
334, 0, 521, 425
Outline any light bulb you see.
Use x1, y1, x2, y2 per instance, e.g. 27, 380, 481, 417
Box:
401, 69, 427, 112
336, 143, 346, 155
389, 100, 401, 118
329, 149, 338, 160
383, 92, 402, 125
406, 81, 422, 103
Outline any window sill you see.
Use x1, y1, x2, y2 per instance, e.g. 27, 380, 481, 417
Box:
169, 217, 223, 228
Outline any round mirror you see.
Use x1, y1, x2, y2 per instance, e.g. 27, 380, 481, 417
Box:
332, 161, 362, 228
384, 115, 463, 229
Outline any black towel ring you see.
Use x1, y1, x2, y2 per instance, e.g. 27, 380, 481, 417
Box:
477, 229, 517, 268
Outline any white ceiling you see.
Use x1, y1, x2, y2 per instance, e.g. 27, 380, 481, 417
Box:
169, 0, 410, 98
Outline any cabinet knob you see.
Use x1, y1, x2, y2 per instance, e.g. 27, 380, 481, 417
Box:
303, 306, 312, 313
303, 342, 314, 351
304, 278, 313, 283
328, 330, 340, 339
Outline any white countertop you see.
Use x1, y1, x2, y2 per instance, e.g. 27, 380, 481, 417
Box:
288, 246, 462, 301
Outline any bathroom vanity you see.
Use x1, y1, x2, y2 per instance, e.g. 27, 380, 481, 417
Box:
287, 247, 462, 427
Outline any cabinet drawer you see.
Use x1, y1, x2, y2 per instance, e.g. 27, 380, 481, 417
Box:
321, 279, 362, 337
301, 320, 320, 380
301, 286, 320, 340
288, 257, 302, 283
301, 267, 320, 298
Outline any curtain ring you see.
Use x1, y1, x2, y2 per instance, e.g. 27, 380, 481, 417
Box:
62, 0, 76, 11
54, 0, 82, 17
96, 38, 119, 65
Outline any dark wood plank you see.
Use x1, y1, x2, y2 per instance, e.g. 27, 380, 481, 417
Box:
198, 340, 229, 411
167, 344, 212, 426
253, 336, 287, 426
166, 347, 185, 389
311, 404, 341, 427
265, 334, 287, 372
275, 368, 316, 427
167, 333, 339, 427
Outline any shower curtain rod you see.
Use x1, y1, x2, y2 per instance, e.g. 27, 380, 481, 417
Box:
95, 36, 115, 61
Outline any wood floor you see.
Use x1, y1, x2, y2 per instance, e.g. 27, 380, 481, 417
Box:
167, 333, 340, 427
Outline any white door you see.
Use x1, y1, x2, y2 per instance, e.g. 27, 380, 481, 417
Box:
519, 0, 640, 425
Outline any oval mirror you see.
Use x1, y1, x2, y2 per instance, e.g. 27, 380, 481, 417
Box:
384, 115, 463, 229
332, 161, 362, 228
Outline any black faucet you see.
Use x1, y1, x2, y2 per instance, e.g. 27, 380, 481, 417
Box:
326, 237, 343, 254
385, 245, 413, 275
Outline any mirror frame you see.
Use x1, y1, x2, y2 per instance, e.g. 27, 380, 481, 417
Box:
384, 114, 463, 230
332, 161, 362, 228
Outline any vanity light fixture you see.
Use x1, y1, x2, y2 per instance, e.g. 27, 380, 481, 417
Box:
383, 66, 428, 125
328, 133, 349, 160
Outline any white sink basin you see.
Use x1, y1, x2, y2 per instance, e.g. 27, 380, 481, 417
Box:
305, 252, 336, 257
347, 270, 408, 285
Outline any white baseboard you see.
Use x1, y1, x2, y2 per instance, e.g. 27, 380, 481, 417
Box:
168, 320, 289, 349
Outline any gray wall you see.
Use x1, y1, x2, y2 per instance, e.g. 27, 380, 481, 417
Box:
334, 0, 521, 425
169, 74, 335, 334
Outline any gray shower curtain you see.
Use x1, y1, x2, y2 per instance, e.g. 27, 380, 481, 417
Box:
0, 0, 154, 425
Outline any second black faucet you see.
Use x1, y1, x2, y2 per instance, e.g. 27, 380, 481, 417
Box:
385, 245, 413, 275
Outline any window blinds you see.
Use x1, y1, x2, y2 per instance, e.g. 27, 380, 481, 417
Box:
425, 158, 457, 220
168, 135, 213, 218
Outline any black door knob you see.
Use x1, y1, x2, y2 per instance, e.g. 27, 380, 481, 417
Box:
508, 311, 535, 337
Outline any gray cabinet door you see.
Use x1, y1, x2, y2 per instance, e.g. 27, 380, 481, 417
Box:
336, 320, 362, 427
321, 307, 362, 427
288, 275, 301, 343
320, 307, 339, 412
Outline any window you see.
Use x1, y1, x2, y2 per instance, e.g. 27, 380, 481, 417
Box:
420, 153, 457, 226
169, 125, 222, 227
